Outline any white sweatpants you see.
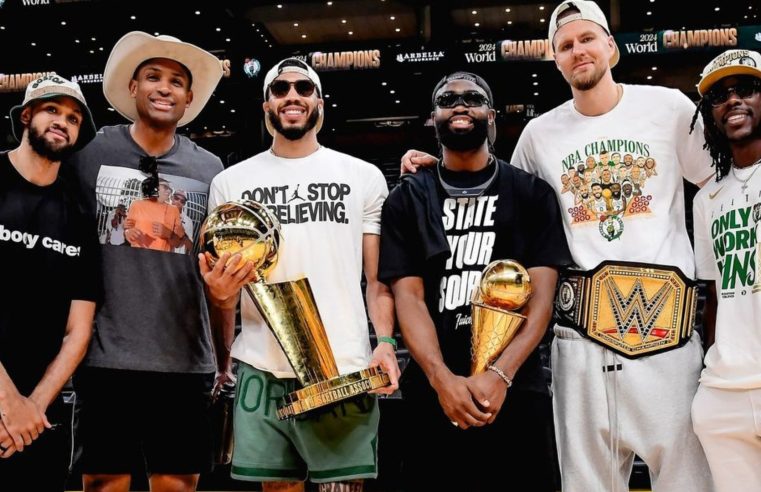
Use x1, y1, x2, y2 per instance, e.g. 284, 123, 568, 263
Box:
552, 325, 713, 492
692, 385, 761, 492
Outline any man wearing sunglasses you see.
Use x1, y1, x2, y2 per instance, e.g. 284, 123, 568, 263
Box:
690, 49, 761, 492
399, 2, 716, 491
378, 72, 572, 491
64, 32, 224, 492
200, 58, 400, 492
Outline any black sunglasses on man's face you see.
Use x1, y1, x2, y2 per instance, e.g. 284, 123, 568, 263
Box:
269, 79, 316, 98
707, 79, 761, 107
434, 91, 490, 109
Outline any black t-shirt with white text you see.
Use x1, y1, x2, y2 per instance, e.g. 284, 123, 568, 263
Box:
379, 159, 572, 395
0, 152, 100, 395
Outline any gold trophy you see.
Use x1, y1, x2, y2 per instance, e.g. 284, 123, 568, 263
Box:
200, 200, 390, 420
470, 260, 532, 374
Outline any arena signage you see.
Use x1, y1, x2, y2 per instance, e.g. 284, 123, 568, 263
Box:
310, 50, 381, 71
395, 50, 445, 63
0, 72, 55, 92
499, 38, 553, 61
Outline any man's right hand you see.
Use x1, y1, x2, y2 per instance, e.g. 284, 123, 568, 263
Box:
212, 367, 236, 401
0, 392, 50, 452
430, 370, 492, 429
400, 149, 438, 175
198, 252, 258, 309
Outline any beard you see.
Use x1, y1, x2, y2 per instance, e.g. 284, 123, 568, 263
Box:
27, 125, 76, 161
568, 62, 606, 91
268, 106, 320, 141
434, 115, 489, 151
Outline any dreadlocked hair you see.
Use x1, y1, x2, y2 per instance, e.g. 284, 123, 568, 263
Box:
689, 97, 732, 181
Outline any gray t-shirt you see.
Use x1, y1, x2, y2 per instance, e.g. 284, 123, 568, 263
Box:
67, 125, 223, 373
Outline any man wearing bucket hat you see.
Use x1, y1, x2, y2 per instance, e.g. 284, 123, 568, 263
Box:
200, 57, 400, 491
378, 71, 572, 491
65, 32, 224, 492
0, 73, 100, 491
690, 49, 761, 491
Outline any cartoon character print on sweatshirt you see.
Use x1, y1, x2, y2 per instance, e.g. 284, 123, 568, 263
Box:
559, 139, 658, 241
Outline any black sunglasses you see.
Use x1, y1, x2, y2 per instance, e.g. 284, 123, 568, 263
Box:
434, 91, 490, 109
707, 80, 761, 107
268, 79, 316, 98
139, 156, 160, 197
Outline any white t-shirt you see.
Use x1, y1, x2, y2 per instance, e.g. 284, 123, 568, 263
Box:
511, 84, 713, 275
106, 210, 125, 246
175, 212, 193, 254
694, 168, 761, 389
208, 146, 388, 378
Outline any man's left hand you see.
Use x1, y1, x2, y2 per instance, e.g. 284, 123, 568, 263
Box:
466, 370, 509, 424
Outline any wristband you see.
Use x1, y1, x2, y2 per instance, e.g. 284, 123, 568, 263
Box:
378, 336, 397, 350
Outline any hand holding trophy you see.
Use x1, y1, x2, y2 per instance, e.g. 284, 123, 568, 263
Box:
471, 260, 532, 376
200, 200, 391, 419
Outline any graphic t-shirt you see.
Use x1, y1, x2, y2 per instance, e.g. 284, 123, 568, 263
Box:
0, 152, 100, 395
379, 160, 573, 393
694, 168, 761, 389
208, 146, 388, 378
511, 84, 713, 276
66, 125, 223, 373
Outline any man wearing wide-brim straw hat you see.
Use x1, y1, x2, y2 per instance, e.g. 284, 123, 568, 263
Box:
0, 73, 99, 492
690, 48, 761, 492
66, 31, 225, 492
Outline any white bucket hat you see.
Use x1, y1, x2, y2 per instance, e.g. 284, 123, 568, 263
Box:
9, 73, 96, 151
103, 31, 223, 127
262, 58, 324, 137
697, 49, 761, 96
548, 0, 620, 68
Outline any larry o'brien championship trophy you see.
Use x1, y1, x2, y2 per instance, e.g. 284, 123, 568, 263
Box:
200, 200, 391, 420
470, 260, 532, 375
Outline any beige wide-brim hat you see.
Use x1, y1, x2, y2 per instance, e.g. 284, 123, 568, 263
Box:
103, 31, 223, 127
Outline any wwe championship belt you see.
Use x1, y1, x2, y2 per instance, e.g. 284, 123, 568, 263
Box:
554, 261, 698, 359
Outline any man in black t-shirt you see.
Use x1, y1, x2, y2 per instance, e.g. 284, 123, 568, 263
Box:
378, 72, 572, 491
0, 74, 99, 491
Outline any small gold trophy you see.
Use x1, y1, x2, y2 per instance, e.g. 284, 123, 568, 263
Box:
470, 260, 532, 374
200, 200, 390, 419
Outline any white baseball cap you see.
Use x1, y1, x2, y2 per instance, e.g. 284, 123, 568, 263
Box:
9, 73, 96, 150
103, 31, 223, 127
262, 58, 324, 137
548, 0, 620, 68
697, 49, 761, 96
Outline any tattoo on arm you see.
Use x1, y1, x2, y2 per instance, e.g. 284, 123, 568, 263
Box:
318, 480, 363, 492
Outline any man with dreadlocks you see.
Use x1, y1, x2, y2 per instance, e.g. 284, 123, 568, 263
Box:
690, 48, 761, 492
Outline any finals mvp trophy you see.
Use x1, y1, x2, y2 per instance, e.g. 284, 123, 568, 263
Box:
201, 200, 390, 420
470, 260, 532, 375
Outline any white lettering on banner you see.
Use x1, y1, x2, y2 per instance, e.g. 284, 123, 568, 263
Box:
0, 224, 80, 256
464, 51, 496, 63
22, 0, 50, 5
624, 41, 658, 54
